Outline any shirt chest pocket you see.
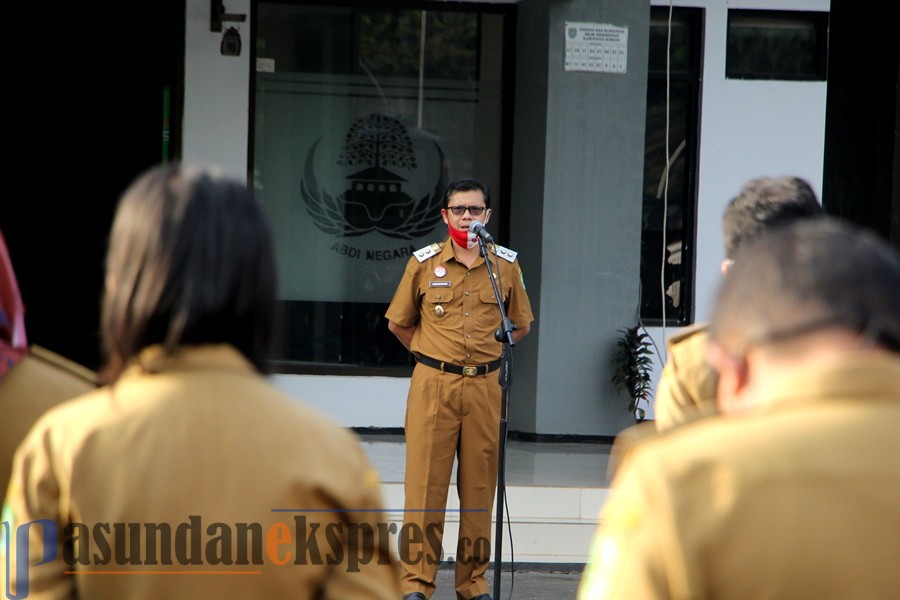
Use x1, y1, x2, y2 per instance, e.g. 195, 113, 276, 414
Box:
424, 289, 454, 304
421, 289, 456, 324
479, 289, 506, 305
477, 289, 505, 326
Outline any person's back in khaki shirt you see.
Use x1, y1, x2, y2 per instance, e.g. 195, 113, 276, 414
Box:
653, 176, 823, 431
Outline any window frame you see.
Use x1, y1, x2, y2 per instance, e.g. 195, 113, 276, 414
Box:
639, 6, 704, 327
248, 0, 518, 376
725, 9, 829, 81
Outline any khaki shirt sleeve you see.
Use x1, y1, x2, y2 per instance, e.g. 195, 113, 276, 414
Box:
319, 442, 402, 600
1, 418, 75, 599
503, 258, 534, 329
384, 258, 421, 328
0, 348, 97, 502
653, 326, 718, 431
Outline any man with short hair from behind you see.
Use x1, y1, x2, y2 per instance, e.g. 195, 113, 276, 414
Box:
653, 175, 824, 430
579, 217, 900, 599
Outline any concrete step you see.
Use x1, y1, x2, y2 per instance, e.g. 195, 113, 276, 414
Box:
379, 482, 608, 564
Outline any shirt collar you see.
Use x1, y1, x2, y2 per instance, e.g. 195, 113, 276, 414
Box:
439, 236, 484, 267
123, 344, 256, 378
762, 352, 900, 409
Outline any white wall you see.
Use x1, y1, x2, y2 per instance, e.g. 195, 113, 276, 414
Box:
183, 0, 830, 430
183, 0, 252, 179
273, 375, 410, 428
642, 0, 829, 418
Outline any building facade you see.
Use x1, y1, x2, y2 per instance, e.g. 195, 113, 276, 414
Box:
5, 0, 896, 438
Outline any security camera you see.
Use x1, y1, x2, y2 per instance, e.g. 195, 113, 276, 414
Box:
221, 27, 241, 56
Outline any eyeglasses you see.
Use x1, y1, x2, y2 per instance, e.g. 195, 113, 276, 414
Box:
446, 205, 487, 216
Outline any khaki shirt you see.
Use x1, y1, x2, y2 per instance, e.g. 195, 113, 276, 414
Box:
653, 324, 718, 431
385, 240, 534, 364
0, 345, 97, 499
579, 353, 900, 600
1, 344, 400, 600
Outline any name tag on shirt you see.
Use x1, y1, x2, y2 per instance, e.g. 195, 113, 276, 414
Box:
429, 281, 452, 288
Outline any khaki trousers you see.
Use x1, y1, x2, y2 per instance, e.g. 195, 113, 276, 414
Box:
399, 363, 501, 599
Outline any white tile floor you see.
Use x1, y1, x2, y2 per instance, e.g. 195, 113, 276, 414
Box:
358, 433, 614, 564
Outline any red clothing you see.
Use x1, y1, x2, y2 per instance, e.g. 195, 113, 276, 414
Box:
0, 230, 27, 379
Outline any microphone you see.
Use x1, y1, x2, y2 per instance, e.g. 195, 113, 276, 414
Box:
469, 221, 494, 243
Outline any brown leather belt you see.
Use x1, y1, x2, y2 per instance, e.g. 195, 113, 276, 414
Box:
416, 354, 501, 377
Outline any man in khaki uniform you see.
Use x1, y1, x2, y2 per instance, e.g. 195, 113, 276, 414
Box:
386, 178, 534, 600
654, 176, 823, 431
580, 218, 900, 599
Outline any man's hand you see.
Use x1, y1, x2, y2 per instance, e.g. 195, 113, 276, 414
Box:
387, 320, 417, 351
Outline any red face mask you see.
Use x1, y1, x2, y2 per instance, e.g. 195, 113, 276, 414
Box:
448, 224, 479, 249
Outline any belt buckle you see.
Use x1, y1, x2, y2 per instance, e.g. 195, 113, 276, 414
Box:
462, 365, 479, 377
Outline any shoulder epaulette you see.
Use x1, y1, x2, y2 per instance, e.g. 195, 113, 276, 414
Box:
414, 242, 443, 263
666, 323, 710, 349
491, 244, 518, 263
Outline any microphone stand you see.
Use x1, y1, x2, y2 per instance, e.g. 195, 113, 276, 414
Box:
475, 234, 516, 600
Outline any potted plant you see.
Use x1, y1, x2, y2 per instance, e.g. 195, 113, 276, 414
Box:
611, 325, 655, 423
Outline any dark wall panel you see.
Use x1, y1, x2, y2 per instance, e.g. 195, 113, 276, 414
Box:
1, 1, 185, 370
822, 0, 900, 250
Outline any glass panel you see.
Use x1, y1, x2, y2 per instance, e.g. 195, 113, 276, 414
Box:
640, 7, 702, 326
727, 10, 828, 80
254, 4, 508, 369
648, 10, 695, 74
641, 80, 692, 324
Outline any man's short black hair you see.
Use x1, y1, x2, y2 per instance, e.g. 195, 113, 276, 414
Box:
442, 178, 491, 209
711, 217, 900, 354
722, 176, 824, 260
